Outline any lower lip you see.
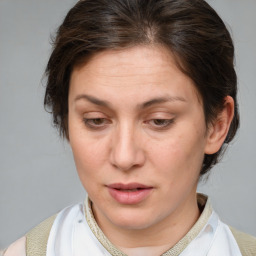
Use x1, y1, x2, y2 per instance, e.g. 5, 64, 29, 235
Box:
107, 187, 153, 205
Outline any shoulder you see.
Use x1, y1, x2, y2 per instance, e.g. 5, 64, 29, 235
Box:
3, 203, 83, 256
229, 226, 256, 256
3, 214, 57, 256
26, 214, 57, 256
3, 236, 26, 256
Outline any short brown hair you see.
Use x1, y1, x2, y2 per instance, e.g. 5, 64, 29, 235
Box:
44, 0, 239, 176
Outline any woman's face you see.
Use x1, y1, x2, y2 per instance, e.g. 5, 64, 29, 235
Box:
68, 45, 211, 232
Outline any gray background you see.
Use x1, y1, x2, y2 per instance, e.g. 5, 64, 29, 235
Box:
0, 0, 255, 249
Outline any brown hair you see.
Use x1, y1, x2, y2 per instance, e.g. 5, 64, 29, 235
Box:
44, 0, 239, 176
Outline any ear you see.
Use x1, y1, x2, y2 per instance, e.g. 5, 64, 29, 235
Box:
204, 96, 234, 154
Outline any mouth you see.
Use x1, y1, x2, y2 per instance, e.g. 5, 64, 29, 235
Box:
107, 183, 153, 204
116, 188, 143, 192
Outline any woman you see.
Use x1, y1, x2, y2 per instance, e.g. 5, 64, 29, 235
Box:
3, 0, 256, 255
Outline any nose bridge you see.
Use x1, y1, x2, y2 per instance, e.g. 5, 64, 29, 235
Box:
110, 120, 144, 171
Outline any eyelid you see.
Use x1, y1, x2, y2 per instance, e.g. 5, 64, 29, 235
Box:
83, 111, 107, 118
83, 117, 111, 130
145, 111, 175, 119
82, 112, 111, 130
143, 110, 176, 130
146, 118, 175, 128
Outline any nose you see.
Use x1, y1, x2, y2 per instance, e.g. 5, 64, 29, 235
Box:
110, 123, 145, 171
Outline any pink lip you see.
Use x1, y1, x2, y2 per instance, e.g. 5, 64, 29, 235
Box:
107, 183, 153, 205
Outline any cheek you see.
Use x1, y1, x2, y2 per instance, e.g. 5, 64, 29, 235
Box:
69, 125, 107, 178
147, 136, 187, 165
72, 141, 105, 170
148, 131, 205, 177
70, 137, 106, 194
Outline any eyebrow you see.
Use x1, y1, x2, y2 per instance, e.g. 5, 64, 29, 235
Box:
141, 96, 186, 108
75, 94, 111, 107
74, 94, 186, 109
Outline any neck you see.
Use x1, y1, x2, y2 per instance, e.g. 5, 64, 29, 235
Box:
92, 192, 200, 254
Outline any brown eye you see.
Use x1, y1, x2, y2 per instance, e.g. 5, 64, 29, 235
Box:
91, 118, 105, 125
153, 119, 173, 126
153, 119, 169, 126
147, 119, 175, 130
83, 118, 109, 129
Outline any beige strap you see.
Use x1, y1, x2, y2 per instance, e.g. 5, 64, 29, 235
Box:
26, 214, 56, 256
230, 226, 256, 256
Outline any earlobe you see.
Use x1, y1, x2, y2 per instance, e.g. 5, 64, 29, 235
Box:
204, 96, 234, 154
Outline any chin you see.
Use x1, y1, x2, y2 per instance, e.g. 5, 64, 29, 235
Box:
115, 219, 153, 230
108, 209, 159, 230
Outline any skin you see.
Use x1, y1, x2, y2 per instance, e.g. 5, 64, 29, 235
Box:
68, 45, 234, 254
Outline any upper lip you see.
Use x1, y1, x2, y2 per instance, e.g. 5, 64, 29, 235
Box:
107, 183, 153, 190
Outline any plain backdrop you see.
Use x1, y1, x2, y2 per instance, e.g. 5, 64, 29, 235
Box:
0, 0, 256, 249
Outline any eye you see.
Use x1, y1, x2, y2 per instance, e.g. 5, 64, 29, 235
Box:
83, 118, 110, 129
147, 119, 174, 129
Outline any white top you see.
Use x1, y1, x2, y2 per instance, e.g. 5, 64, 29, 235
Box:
46, 200, 242, 256
4, 195, 243, 256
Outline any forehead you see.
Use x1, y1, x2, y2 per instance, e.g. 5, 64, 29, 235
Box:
74, 45, 180, 81
70, 45, 201, 104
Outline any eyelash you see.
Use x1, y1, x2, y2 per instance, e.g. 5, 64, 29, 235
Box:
146, 119, 175, 129
83, 118, 109, 130
83, 118, 175, 130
